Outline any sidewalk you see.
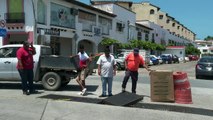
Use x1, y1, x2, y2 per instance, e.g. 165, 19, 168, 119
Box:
0, 70, 213, 120
88, 69, 213, 112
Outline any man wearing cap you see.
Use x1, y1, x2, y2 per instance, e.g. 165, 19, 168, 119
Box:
122, 48, 150, 94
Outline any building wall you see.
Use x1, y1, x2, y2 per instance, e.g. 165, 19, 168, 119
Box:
93, 3, 136, 43
132, 2, 196, 42
138, 20, 191, 46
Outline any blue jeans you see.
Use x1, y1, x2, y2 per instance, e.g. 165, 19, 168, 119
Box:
18, 69, 34, 92
101, 77, 113, 95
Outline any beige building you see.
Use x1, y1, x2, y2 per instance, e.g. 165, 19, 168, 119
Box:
132, 2, 196, 42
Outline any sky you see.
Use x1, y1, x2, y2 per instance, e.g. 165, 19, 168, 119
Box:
80, 0, 213, 40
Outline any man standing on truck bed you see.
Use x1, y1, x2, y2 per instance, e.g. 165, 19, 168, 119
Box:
76, 45, 90, 96
16, 41, 37, 95
122, 48, 151, 94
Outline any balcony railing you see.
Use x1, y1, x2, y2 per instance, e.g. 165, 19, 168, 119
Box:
4, 12, 25, 23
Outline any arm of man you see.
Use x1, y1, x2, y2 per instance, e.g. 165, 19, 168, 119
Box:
30, 43, 36, 55
140, 56, 151, 72
96, 56, 102, 76
113, 56, 117, 76
16, 49, 23, 69
17, 59, 23, 69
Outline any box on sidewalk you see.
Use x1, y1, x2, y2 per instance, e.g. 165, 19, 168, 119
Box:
150, 70, 174, 102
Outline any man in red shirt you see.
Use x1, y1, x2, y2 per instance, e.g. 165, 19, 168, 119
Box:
122, 48, 151, 94
16, 41, 36, 95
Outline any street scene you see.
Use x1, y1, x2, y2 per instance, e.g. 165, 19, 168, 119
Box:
0, 61, 213, 120
0, 0, 213, 120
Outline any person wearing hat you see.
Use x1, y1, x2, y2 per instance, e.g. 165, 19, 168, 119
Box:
97, 47, 116, 97
121, 48, 151, 94
16, 41, 37, 95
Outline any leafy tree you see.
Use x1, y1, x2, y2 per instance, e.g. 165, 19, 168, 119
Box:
185, 45, 201, 55
117, 40, 166, 51
204, 36, 213, 41
101, 37, 120, 46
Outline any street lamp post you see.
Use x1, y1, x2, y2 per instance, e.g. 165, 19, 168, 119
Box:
31, 0, 37, 44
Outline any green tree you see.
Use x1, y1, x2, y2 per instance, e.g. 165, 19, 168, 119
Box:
185, 45, 201, 55
101, 37, 120, 46
204, 36, 213, 41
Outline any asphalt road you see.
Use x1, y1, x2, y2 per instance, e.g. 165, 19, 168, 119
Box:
90, 61, 213, 89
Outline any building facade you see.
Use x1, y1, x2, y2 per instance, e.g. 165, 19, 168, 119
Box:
131, 2, 196, 42
0, 0, 117, 56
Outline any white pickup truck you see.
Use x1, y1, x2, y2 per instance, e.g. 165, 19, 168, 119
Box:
0, 44, 79, 90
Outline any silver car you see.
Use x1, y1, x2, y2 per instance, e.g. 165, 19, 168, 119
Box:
195, 56, 213, 79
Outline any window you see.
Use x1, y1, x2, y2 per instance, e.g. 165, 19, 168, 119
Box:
37, 0, 46, 24
203, 49, 207, 52
116, 22, 124, 32
145, 34, 149, 41
177, 26, 180, 29
159, 15, 163, 19
0, 47, 19, 58
172, 23, 175, 27
99, 16, 112, 35
50, 3, 75, 29
166, 19, 170, 23
137, 32, 142, 40
150, 9, 155, 14
78, 10, 96, 31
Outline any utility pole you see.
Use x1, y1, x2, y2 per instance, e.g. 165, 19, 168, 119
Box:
31, 0, 37, 44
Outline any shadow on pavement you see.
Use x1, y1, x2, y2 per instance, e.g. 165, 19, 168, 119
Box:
0, 82, 99, 92
59, 85, 99, 92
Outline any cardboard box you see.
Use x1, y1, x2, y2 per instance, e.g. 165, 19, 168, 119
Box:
150, 70, 174, 102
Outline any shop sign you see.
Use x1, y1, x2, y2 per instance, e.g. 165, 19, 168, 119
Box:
37, 28, 60, 36
0, 28, 7, 37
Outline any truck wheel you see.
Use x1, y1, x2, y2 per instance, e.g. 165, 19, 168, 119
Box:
42, 72, 61, 91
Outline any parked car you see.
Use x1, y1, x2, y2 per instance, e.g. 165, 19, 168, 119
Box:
195, 56, 213, 79
113, 54, 125, 70
151, 55, 163, 64
160, 54, 172, 64
188, 55, 199, 61
150, 55, 159, 65
185, 56, 190, 62
171, 54, 179, 63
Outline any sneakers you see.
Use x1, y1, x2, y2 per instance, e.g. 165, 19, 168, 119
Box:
23, 91, 30, 95
108, 94, 113, 97
80, 88, 87, 96
99, 94, 107, 97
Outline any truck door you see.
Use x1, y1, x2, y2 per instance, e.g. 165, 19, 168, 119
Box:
0, 47, 16, 80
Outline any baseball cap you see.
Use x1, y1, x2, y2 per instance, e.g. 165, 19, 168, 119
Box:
133, 48, 139, 54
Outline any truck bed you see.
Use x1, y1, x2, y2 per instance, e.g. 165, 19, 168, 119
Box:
40, 55, 79, 70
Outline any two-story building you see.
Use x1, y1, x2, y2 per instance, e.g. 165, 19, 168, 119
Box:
0, 0, 117, 56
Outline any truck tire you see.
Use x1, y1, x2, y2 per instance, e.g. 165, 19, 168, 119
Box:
42, 72, 61, 90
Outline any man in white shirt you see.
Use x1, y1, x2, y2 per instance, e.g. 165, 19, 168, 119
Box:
97, 47, 116, 97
